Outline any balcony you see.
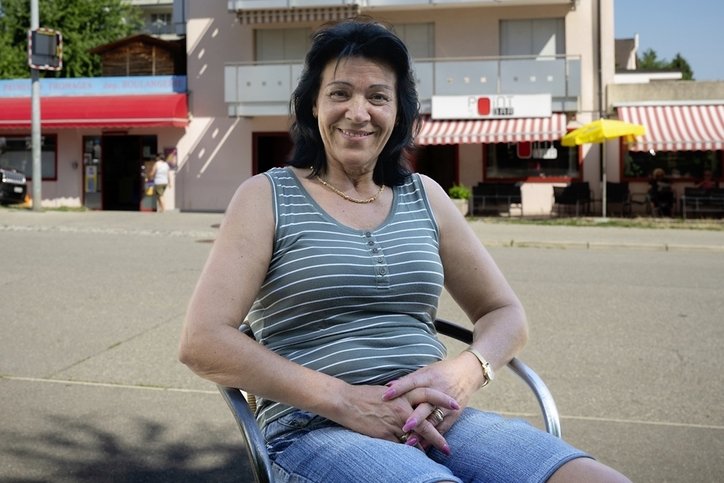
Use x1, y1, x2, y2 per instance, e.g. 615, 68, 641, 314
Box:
224, 55, 581, 116
229, 0, 357, 7
227, 0, 572, 9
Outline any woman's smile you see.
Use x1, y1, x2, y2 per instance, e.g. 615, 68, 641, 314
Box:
338, 128, 374, 139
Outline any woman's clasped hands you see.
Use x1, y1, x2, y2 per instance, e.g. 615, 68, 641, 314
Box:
380, 357, 476, 455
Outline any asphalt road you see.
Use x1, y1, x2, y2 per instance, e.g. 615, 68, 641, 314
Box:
1, 210, 722, 482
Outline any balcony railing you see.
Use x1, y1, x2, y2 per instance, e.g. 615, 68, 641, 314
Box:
228, 0, 356, 8
228, 0, 571, 9
224, 55, 581, 116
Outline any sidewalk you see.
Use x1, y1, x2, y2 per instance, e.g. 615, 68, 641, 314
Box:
2, 208, 723, 252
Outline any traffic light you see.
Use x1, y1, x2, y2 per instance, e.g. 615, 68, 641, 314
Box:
28, 28, 63, 71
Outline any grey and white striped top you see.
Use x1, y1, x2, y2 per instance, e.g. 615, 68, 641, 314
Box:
248, 167, 447, 430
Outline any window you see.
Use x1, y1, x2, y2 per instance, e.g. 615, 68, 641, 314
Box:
255, 28, 311, 62
623, 149, 721, 180
149, 13, 173, 34
0, 135, 57, 180
500, 18, 565, 58
392, 23, 434, 59
485, 141, 578, 179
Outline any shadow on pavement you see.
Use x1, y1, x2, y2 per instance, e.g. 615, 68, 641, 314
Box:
1, 415, 253, 482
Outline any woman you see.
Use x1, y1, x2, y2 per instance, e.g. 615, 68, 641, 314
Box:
148, 153, 171, 212
179, 19, 629, 482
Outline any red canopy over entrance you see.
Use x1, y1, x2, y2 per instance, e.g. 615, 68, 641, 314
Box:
0, 94, 188, 129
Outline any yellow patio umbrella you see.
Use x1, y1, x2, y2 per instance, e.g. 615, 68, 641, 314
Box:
561, 118, 646, 218
561, 118, 646, 147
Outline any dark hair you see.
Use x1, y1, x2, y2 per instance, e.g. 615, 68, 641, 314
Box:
287, 17, 420, 186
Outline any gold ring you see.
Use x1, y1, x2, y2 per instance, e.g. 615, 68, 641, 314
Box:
398, 433, 409, 443
429, 407, 444, 425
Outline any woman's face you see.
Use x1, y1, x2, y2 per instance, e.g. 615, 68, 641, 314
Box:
314, 56, 398, 175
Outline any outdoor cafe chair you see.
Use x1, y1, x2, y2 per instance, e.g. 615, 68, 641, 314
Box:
552, 182, 592, 217
606, 181, 633, 217
218, 319, 562, 483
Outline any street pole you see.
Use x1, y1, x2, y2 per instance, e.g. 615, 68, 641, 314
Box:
30, 0, 42, 211
602, 142, 607, 219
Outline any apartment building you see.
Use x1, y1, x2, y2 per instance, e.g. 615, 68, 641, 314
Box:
175, 0, 614, 214
0, 0, 615, 214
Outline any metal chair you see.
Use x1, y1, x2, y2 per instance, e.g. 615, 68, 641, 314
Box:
552, 182, 592, 217
218, 319, 562, 483
606, 181, 632, 217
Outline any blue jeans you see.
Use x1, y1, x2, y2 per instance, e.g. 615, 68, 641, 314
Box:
264, 407, 589, 483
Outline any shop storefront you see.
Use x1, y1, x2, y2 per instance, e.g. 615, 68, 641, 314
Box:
0, 76, 188, 210
412, 95, 576, 215
614, 102, 724, 217
617, 103, 724, 183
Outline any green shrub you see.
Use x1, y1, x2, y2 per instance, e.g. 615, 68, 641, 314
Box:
448, 184, 471, 200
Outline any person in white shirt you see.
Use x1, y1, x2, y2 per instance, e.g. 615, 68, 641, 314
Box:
148, 154, 171, 212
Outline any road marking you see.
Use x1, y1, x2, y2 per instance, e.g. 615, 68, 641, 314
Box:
4, 375, 721, 431
472, 409, 724, 431
3, 375, 217, 395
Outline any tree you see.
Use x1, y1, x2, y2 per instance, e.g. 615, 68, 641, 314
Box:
637, 48, 695, 80
670, 53, 694, 80
638, 48, 667, 70
0, 0, 142, 79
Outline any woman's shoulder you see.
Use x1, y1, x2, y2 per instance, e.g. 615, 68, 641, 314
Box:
415, 173, 447, 200
223, 173, 275, 231
229, 172, 274, 208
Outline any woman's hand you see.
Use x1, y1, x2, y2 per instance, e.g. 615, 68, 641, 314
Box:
381, 356, 479, 451
333, 383, 460, 453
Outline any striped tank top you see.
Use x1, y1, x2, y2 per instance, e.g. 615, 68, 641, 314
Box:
248, 167, 447, 430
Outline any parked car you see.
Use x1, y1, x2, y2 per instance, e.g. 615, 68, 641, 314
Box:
0, 168, 27, 205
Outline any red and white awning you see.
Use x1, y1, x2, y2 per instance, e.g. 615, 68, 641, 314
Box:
416, 113, 566, 145
617, 104, 724, 151
235, 6, 360, 25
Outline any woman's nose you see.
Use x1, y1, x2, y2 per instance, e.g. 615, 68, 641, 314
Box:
346, 96, 371, 122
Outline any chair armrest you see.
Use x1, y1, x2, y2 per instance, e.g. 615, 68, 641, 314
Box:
434, 318, 562, 438
507, 358, 561, 438
218, 385, 274, 483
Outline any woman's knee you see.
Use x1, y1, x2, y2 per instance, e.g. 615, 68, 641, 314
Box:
548, 457, 630, 483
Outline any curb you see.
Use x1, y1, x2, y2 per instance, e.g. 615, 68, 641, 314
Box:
482, 239, 724, 252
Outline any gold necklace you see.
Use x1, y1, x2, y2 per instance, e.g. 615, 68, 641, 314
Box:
316, 175, 385, 204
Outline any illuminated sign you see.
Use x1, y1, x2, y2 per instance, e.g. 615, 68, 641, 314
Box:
431, 94, 552, 120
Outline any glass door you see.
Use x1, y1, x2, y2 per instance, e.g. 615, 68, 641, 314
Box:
82, 136, 102, 210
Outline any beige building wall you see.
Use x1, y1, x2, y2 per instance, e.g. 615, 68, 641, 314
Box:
178, 0, 613, 214
177, 1, 252, 212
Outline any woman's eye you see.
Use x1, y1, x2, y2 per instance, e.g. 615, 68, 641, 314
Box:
329, 90, 349, 100
370, 93, 391, 104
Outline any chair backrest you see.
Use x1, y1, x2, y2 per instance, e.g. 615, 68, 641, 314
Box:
221, 319, 562, 483
553, 186, 568, 203
498, 183, 522, 202
473, 184, 498, 196
568, 182, 591, 201
606, 182, 630, 203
